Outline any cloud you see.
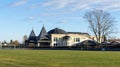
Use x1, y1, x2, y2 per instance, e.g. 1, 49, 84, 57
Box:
30, 0, 76, 9
27, 16, 35, 20
58, 19, 68, 23
100, 1, 120, 11
9, 0, 28, 7
10, 0, 119, 22
24, 16, 35, 21
30, 0, 120, 11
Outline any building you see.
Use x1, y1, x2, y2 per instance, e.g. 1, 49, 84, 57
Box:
23, 35, 27, 42
25, 26, 91, 47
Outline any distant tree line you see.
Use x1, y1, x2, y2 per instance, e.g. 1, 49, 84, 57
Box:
1, 40, 19, 47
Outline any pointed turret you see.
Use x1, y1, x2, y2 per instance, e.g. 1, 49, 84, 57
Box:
28, 29, 37, 41
38, 26, 48, 40
29, 29, 36, 37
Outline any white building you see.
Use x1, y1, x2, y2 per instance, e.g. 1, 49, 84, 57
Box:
25, 26, 92, 47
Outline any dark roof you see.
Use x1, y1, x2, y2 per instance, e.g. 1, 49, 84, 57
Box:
47, 28, 67, 34
29, 29, 36, 37
110, 41, 120, 45
28, 29, 37, 41
63, 36, 70, 40
81, 40, 98, 46
47, 28, 89, 35
38, 26, 48, 40
67, 32, 89, 35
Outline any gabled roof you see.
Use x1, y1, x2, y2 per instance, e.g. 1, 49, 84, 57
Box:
38, 26, 48, 40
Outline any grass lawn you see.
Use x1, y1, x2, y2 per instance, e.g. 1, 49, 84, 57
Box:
0, 50, 119, 67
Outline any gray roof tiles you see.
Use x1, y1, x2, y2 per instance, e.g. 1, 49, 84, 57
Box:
38, 26, 48, 40
28, 29, 37, 41
29, 29, 36, 37
47, 28, 67, 34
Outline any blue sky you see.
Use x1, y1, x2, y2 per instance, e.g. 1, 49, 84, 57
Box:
0, 0, 120, 42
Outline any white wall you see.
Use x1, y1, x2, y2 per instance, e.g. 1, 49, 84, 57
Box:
51, 34, 91, 47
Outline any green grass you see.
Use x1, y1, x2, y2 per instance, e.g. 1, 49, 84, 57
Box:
0, 50, 119, 67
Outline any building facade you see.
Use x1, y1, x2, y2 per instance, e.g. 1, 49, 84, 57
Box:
25, 26, 91, 47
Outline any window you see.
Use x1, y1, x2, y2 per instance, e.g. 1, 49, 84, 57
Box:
58, 43, 61, 46
74, 38, 76, 42
76, 38, 80, 42
54, 37, 58, 41
63, 42, 67, 46
54, 43, 57, 46
59, 38, 61, 41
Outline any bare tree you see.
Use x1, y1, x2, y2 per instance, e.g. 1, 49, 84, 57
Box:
84, 9, 115, 43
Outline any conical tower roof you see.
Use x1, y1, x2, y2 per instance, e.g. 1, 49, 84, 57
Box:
28, 29, 37, 41
38, 26, 48, 40
29, 29, 36, 37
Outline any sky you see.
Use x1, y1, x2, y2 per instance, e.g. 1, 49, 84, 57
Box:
0, 0, 120, 43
